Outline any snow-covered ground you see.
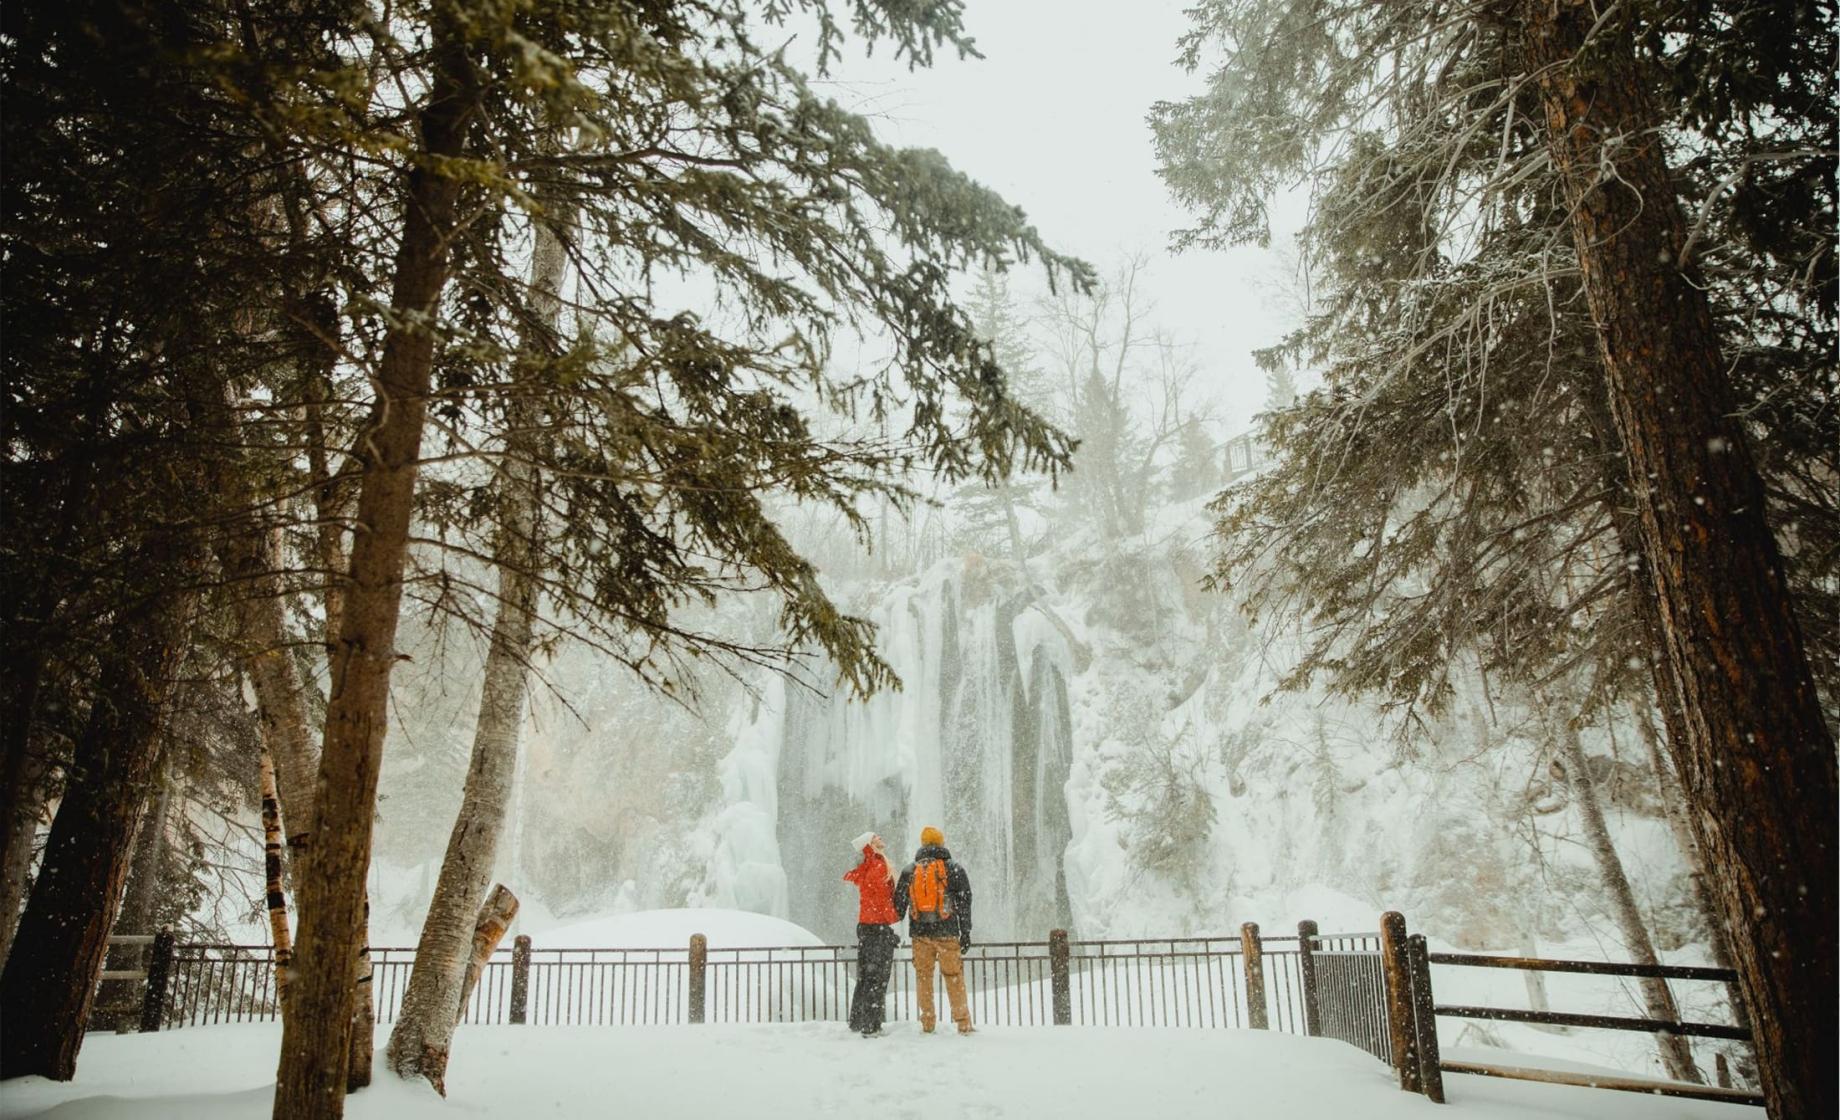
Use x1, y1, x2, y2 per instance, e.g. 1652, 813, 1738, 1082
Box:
0, 1023, 1752, 1120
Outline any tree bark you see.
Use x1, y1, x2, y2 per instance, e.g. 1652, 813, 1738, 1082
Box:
385, 202, 561, 1094
284, 320, 378, 1093
260, 749, 294, 1005
303, 356, 350, 645
1522, 5, 1838, 1116
1632, 708, 1756, 1083
270, 19, 478, 1117
0, 750, 51, 973
0, 572, 201, 1080
346, 898, 374, 1092
217, 521, 322, 855
395, 884, 519, 1096
94, 773, 173, 1031
456, 884, 519, 1016
0, 452, 97, 971
1553, 713, 1701, 1083
208, 397, 325, 1035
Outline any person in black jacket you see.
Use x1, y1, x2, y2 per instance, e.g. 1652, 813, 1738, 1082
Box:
893, 825, 974, 1034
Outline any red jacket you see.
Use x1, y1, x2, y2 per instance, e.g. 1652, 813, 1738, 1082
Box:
843, 848, 899, 925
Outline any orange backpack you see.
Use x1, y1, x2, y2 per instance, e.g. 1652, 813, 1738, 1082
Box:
910, 858, 953, 920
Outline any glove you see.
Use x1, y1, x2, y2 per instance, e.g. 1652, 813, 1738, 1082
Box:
959, 930, 971, 951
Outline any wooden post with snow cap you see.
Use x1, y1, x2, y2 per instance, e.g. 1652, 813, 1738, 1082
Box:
1406, 934, 1445, 1103
1240, 922, 1268, 1029
1379, 911, 1422, 1092
689, 933, 707, 1024
139, 930, 175, 1033
1049, 929, 1071, 1025
1296, 919, 1322, 1037
509, 935, 531, 1025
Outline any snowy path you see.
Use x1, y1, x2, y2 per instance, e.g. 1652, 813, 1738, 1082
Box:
0, 1023, 1751, 1120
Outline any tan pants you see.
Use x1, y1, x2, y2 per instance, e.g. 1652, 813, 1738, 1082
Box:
911, 936, 971, 1032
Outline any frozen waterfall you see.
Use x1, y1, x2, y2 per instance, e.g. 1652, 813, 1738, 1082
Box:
702, 559, 1076, 943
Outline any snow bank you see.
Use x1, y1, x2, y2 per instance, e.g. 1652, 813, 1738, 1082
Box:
0, 1023, 1753, 1120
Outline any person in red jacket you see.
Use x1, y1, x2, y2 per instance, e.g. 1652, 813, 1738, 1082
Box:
843, 831, 899, 1036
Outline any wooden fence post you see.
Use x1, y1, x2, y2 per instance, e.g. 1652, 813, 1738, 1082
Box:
1379, 911, 1422, 1093
1049, 929, 1071, 1026
1240, 921, 1268, 1029
509, 934, 532, 1025
139, 930, 175, 1033
688, 933, 707, 1024
1296, 919, 1322, 1037
1406, 934, 1445, 1103
1716, 1053, 1732, 1089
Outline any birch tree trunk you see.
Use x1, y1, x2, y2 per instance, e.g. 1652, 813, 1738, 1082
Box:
207, 396, 323, 1031
1553, 713, 1701, 1083
1522, 5, 1837, 1114
260, 749, 294, 1005
219, 523, 322, 858
385, 201, 563, 1094
270, 18, 477, 1116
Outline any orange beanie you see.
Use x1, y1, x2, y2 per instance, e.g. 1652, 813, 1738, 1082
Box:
920, 826, 944, 847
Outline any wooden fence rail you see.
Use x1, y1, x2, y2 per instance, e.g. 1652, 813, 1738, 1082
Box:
1388, 917, 1760, 1109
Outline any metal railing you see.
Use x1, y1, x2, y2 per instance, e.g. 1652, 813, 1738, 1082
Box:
110, 910, 1758, 1111
129, 918, 1392, 1042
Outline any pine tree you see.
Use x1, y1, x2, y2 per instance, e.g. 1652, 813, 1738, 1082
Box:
1153, 2, 1836, 1112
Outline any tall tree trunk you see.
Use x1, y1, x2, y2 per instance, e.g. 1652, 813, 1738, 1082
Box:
209, 396, 324, 1035
1521, 6, 1838, 1116
291, 310, 377, 1093
1552, 712, 1701, 1083
217, 521, 321, 858
1632, 708, 1756, 1083
385, 205, 561, 1093
94, 771, 173, 1031
346, 899, 374, 1091
0, 751, 51, 973
0, 452, 97, 970
260, 748, 294, 1005
0, 572, 201, 1080
270, 20, 477, 1118
303, 349, 350, 644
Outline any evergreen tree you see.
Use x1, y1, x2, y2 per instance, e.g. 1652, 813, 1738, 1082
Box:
1261, 365, 1296, 413
2, 0, 1095, 1106
1168, 418, 1221, 501
956, 265, 1052, 560
1153, 2, 1836, 1112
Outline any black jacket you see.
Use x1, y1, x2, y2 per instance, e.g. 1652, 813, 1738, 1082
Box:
894, 844, 973, 940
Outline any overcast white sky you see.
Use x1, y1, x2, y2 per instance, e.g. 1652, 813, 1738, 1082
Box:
817, 0, 1309, 435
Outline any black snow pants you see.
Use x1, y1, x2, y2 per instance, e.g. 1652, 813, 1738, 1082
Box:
849, 922, 898, 1033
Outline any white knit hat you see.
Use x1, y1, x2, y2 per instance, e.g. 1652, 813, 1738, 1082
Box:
851, 831, 877, 852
